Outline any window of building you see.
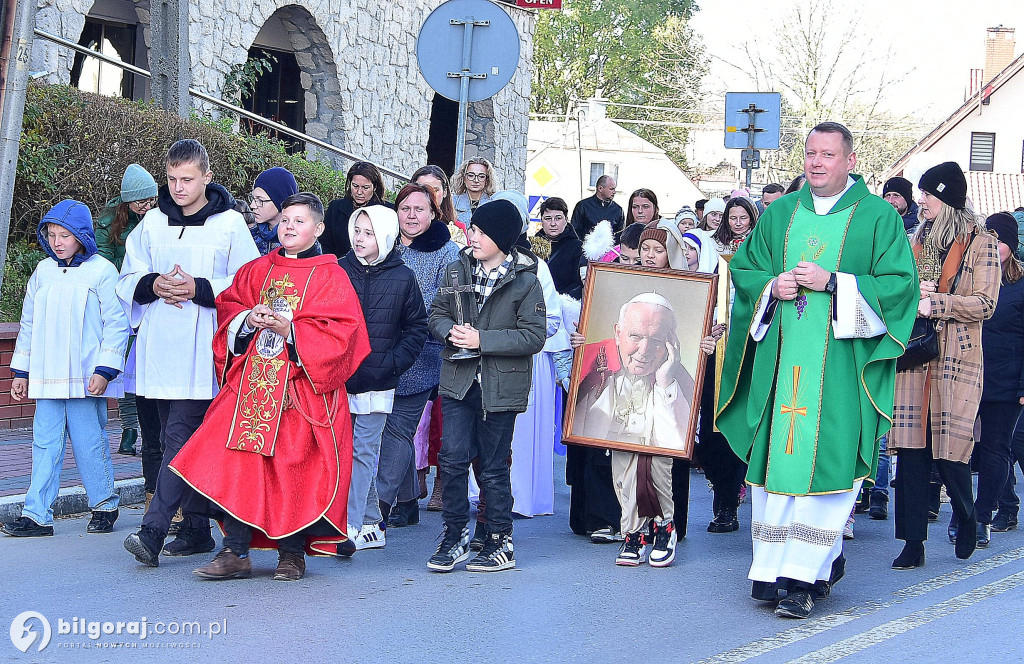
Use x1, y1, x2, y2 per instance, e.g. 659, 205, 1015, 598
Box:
70, 18, 137, 98
969, 132, 996, 172
589, 163, 605, 187
240, 47, 305, 154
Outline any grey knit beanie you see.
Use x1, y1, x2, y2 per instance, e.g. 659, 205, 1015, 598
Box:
120, 164, 158, 202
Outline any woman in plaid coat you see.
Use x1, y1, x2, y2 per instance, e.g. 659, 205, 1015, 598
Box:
890, 162, 1001, 569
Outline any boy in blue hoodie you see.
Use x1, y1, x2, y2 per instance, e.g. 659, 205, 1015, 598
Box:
1, 201, 130, 537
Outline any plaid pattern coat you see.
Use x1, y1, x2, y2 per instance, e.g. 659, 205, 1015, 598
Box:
891, 228, 1001, 462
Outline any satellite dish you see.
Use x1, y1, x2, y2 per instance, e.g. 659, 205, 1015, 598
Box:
416, 0, 521, 103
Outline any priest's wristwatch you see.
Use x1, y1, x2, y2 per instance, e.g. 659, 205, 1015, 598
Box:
824, 272, 837, 294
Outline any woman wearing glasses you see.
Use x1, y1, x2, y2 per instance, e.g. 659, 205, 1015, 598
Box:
322, 161, 393, 257
94, 164, 158, 464
451, 158, 497, 233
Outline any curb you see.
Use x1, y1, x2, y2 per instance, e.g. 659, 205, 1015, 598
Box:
0, 478, 146, 523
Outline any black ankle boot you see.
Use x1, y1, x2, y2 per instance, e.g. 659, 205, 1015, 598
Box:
892, 541, 925, 569
955, 512, 977, 560
379, 500, 391, 525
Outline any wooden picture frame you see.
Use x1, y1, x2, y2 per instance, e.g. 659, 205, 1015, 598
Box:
564, 262, 718, 460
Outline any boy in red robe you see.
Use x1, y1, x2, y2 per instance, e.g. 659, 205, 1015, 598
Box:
170, 192, 370, 581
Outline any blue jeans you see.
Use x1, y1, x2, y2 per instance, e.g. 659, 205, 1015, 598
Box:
439, 382, 517, 534
377, 389, 431, 507
348, 412, 388, 528
871, 435, 890, 497
23, 398, 119, 525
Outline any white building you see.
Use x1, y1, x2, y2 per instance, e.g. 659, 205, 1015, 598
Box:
527, 99, 705, 222
29, 0, 536, 187
885, 27, 1024, 216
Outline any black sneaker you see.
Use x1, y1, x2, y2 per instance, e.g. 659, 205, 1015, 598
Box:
467, 531, 515, 572
868, 493, 888, 520
124, 525, 165, 567
162, 525, 216, 556
426, 525, 471, 572
86, 509, 119, 534
992, 511, 1018, 532
470, 521, 488, 551
1, 516, 54, 537
708, 507, 739, 533
615, 531, 648, 566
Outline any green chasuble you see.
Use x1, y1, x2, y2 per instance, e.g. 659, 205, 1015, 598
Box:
716, 176, 919, 495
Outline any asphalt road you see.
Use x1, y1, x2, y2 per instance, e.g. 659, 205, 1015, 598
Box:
3, 460, 1024, 663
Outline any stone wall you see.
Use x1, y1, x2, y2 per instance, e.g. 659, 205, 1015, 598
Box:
32, 0, 535, 190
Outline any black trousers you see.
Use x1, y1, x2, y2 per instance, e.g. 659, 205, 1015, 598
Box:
975, 401, 1023, 524
566, 444, 621, 535
141, 399, 212, 536
895, 426, 975, 542
672, 459, 690, 538
136, 395, 162, 493
997, 408, 1024, 514
694, 351, 747, 513
222, 514, 304, 556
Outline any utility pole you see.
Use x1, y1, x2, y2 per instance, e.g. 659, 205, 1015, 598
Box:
0, 0, 38, 290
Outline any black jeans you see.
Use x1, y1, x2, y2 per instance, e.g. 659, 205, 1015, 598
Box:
997, 407, 1024, 514
439, 382, 517, 535
975, 401, 1023, 524
222, 515, 304, 556
136, 395, 162, 494
895, 425, 976, 542
694, 352, 747, 512
141, 399, 212, 536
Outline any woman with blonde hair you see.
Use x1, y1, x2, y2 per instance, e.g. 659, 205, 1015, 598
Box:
890, 162, 1001, 569
451, 157, 497, 232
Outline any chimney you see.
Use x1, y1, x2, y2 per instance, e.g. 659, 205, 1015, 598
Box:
984, 26, 1016, 83
587, 89, 608, 122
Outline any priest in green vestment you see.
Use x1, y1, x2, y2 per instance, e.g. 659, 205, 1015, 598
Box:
716, 122, 918, 619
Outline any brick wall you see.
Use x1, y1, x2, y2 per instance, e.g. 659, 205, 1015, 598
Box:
0, 323, 119, 429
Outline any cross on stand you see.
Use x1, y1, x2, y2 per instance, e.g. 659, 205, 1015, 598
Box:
439, 268, 480, 360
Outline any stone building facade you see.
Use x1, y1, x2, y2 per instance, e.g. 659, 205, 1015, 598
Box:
30, 0, 535, 189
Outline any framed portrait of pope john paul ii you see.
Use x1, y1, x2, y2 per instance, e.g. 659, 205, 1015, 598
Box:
564, 262, 717, 460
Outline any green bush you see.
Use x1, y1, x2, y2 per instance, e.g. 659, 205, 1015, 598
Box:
3, 81, 351, 321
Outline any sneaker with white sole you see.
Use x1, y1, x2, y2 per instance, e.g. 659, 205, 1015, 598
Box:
615, 531, 648, 566
466, 531, 515, 572
649, 519, 677, 567
590, 526, 625, 543
356, 523, 386, 550
427, 524, 471, 572
843, 512, 855, 540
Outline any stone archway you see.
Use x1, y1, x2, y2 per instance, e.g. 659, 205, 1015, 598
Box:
249, 4, 344, 162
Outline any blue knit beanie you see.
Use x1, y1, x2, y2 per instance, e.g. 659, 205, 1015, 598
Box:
120, 164, 158, 202
254, 167, 299, 212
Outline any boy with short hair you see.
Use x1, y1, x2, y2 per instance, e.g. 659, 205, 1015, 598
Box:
121, 139, 260, 567
1, 200, 129, 537
169, 193, 371, 581
427, 199, 546, 572
248, 167, 298, 255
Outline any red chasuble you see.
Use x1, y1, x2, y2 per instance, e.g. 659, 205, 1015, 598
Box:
170, 250, 370, 556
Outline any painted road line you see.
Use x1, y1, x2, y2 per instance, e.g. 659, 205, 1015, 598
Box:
785, 570, 1024, 663
695, 547, 1024, 664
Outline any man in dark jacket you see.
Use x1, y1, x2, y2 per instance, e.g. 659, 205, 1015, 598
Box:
426, 200, 546, 573
882, 176, 920, 234
570, 175, 625, 240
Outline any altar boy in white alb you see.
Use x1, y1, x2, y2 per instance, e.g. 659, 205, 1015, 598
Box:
122, 139, 260, 567
1, 200, 129, 538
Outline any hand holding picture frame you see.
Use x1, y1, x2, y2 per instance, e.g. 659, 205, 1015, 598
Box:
563, 262, 717, 460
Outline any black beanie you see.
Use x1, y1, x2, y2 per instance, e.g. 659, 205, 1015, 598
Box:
254, 167, 298, 212
986, 212, 1019, 250
882, 176, 914, 209
470, 199, 521, 255
918, 162, 967, 210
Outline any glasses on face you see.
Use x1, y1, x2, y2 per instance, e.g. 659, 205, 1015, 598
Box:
248, 195, 273, 209
465, 172, 487, 182
131, 198, 156, 211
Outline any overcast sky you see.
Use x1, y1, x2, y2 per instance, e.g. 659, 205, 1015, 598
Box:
689, 0, 1024, 123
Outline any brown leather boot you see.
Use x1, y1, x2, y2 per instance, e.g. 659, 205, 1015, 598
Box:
193, 548, 252, 580
274, 550, 306, 581
427, 473, 443, 512
144, 492, 154, 513
417, 467, 429, 500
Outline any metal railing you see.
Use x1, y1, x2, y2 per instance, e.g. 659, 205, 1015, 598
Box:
33, 28, 412, 182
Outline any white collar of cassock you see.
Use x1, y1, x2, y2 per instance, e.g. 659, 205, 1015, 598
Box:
810, 176, 856, 215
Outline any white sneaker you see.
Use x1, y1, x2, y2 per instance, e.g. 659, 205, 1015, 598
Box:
843, 513, 855, 540
356, 523, 386, 550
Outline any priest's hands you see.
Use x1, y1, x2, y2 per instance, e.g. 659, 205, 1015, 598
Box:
247, 304, 291, 337
10, 377, 27, 401
792, 261, 831, 291
87, 374, 108, 396
655, 334, 678, 388
772, 272, 799, 300
449, 324, 480, 350
153, 264, 196, 308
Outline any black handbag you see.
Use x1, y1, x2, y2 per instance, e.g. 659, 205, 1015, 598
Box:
896, 317, 939, 372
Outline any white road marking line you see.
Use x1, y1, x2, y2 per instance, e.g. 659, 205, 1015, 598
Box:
784, 570, 1024, 663
695, 547, 1024, 664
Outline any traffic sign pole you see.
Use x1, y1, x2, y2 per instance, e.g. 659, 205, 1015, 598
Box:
448, 18, 488, 171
